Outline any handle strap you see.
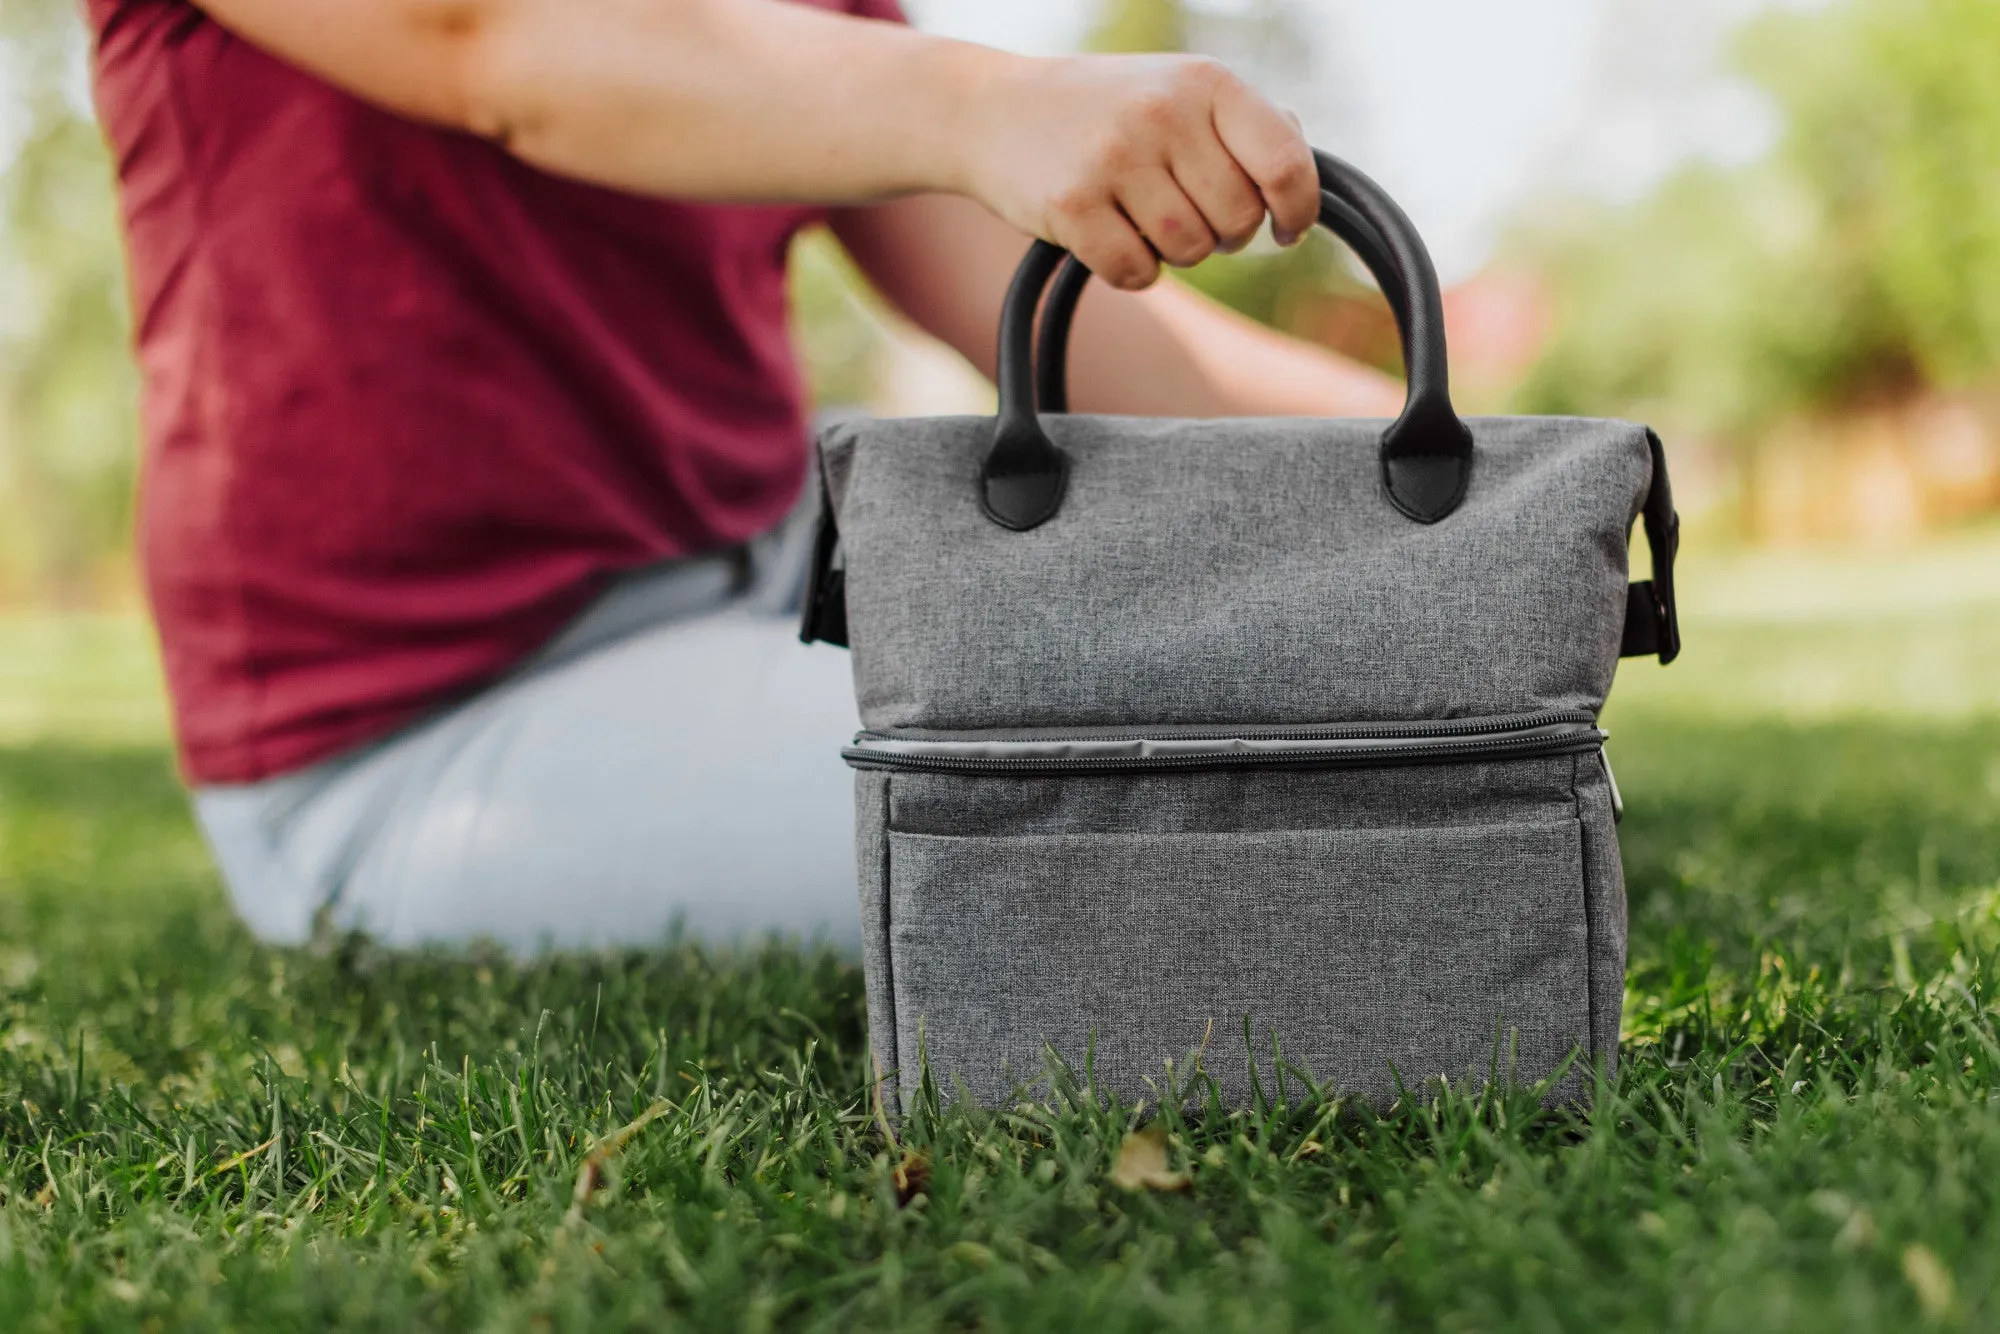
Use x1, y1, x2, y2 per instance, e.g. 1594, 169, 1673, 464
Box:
1035, 191, 1409, 415
981, 149, 1474, 532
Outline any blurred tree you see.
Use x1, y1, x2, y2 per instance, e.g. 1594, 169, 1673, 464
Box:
789, 230, 898, 410
1518, 0, 2000, 437
0, 0, 137, 606
1087, 0, 1189, 56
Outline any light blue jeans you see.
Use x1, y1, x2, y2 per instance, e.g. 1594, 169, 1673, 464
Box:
193, 499, 863, 952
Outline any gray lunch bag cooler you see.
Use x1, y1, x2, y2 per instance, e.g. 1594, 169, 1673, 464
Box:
801, 151, 1681, 1111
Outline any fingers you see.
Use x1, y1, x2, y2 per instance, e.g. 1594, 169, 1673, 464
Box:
1165, 136, 1267, 254
1116, 167, 1217, 269
1049, 189, 1161, 291
995, 53, 1318, 283
1210, 73, 1319, 246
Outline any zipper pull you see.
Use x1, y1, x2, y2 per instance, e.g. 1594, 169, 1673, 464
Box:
1600, 748, 1625, 824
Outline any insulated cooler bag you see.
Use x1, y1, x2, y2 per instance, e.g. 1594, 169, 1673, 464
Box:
801, 151, 1681, 1111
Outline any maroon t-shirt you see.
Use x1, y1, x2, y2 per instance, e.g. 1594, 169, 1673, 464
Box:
86, 0, 903, 784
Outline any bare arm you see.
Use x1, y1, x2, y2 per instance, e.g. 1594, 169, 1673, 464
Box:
191, 0, 1325, 291
833, 194, 1403, 419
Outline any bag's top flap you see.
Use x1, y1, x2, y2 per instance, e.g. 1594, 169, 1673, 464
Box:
821, 413, 1654, 734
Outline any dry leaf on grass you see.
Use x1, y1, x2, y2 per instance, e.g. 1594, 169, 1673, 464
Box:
1108, 1125, 1189, 1193
892, 1151, 931, 1207
872, 1054, 930, 1207
1902, 1244, 1956, 1320
564, 1099, 672, 1227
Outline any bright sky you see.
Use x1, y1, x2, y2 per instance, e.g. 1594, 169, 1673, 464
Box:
907, 0, 1816, 282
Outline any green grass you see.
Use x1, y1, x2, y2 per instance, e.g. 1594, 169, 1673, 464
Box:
3, 535, 2000, 1331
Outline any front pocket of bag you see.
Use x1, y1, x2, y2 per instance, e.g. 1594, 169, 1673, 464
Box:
885, 819, 1590, 1109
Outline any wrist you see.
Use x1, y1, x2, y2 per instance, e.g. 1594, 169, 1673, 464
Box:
916, 40, 1031, 201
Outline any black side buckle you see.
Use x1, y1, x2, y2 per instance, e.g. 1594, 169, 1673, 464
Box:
1620, 581, 1665, 658
1620, 432, 1682, 664
798, 475, 849, 649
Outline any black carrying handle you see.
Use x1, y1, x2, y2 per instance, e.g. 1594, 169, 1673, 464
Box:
1036, 191, 1408, 414
980, 149, 1475, 532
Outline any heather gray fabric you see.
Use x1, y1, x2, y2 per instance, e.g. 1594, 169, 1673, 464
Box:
823, 409, 1654, 1111
883, 752, 1585, 840
866, 749, 1624, 1109
823, 414, 1651, 732
887, 818, 1592, 1108
1575, 751, 1630, 1066
854, 772, 899, 1083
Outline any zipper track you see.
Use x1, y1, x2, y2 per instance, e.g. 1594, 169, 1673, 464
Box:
854, 709, 1595, 747
843, 713, 1605, 776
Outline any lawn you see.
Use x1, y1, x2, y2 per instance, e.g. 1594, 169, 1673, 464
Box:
2, 533, 1999, 1331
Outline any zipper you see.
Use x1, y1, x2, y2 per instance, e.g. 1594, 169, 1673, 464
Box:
843, 710, 1605, 776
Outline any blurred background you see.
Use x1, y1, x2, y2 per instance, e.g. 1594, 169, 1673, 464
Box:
3, 0, 2000, 738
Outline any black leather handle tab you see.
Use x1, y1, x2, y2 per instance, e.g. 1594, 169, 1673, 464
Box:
1314, 152, 1474, 522
1036, 191, 1408, 415
982, 242, 1075, 530
980, 149, 1474, 531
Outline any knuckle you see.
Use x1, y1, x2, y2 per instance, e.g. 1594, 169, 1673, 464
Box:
1139, 207, 1210, 267
1264, 152, 1312, 196
1050, 184, 1099, 223
1261, 150, 1316, 198
1157, 221, 1214, 266
1121, 88, 1180, 137
1171, 55, 1229, 94
1219, 198, 1266, 244
1087, 127, 1139, 177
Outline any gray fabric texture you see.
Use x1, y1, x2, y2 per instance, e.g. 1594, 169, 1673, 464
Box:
854, 772, 899, 1092
886, 817, 1592, 1109
1574, 750, 1630, 1072
825, 409, 1654, 1110
886, 753, 1581, 839
824, 414, 1652, 732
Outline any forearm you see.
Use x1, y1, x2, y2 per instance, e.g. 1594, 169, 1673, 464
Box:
1067, 280, 1405, 419
198, 0, 997, 203
456, 0, 998, 202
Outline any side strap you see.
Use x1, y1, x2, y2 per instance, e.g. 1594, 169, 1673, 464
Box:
797, 459, 850, 648
1618, 429, 1682, 664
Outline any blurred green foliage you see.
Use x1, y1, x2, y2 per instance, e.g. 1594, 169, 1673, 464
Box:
788, 232, 893, 412
1519, 0, 2000, 435
0, 0, 136, 606
1087, 0, 1190, 59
